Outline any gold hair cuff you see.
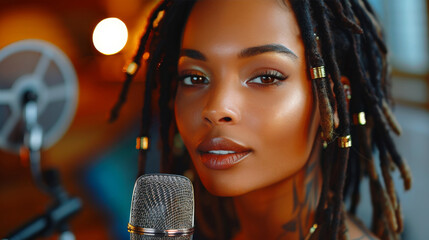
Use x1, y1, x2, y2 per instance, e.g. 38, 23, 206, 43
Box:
136, 136, 149, 150
353, 112, 366, 125
125, 62, 139, 75
338, 135, 352, 148
310, 66, 326, 80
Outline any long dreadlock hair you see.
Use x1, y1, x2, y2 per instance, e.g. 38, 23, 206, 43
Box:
110, 0, 412, 239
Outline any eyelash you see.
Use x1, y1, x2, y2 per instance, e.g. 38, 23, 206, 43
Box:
246, 70, 288, 87
179, 71, 209, 86
178, 69, 288, 87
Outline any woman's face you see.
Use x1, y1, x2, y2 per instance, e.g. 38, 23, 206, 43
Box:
175, 0, 320, 196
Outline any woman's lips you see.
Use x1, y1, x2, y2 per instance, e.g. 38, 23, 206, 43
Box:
197, 137, 252, 170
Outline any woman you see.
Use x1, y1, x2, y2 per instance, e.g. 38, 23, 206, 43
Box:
111, 0, 412, 239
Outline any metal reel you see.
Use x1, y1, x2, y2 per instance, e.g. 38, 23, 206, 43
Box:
0, 39, 78, 153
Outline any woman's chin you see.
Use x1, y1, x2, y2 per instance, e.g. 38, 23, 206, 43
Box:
200, 178, 251, 197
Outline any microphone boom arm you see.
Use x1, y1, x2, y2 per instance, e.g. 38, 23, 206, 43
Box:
3, 92, 82, 240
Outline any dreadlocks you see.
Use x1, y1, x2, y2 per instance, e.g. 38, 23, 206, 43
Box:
110, 0, 412, 239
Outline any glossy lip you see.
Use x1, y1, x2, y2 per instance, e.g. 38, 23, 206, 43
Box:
197, 137, 252, 170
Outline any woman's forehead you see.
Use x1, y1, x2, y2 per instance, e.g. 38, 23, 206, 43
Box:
181, 0, 301, 54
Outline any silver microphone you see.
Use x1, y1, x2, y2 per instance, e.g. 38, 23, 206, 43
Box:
128, 174, 195, 240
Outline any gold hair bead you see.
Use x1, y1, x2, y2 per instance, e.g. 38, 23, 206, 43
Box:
126, 62, 139, 75
153, 10, 165, 28
323, 140, 328, 149
320, 132, 328, 149
343, 84, 352, 100
338, 135, 352, 148
313, 33, 320, 41
136, 136, 149, 150
143, 52, 150, 61
304, 223, 318, 240
353, 112, 366, 125
310, 66, 326, 80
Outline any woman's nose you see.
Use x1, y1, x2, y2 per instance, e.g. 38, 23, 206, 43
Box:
202, 86, 241, 126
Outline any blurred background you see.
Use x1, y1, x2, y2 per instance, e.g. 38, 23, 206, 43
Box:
0, 0, 427, 239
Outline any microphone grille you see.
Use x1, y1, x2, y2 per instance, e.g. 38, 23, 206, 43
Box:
129, 174, 194, 238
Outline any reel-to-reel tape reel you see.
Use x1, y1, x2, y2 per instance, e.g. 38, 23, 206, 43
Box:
0, 39, 78, 154
0, 39, 81, 240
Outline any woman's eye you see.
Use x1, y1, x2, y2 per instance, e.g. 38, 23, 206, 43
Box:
251, 76, 277, 84
180, 75, 209, 86
247, 70, 287, 86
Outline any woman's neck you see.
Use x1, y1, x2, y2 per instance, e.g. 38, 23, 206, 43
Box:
232, 139, 322, 240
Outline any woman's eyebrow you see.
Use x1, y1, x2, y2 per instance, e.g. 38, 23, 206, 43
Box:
179, 44, 298, 61
180, 49, 206, 61
239, 44, 298, 60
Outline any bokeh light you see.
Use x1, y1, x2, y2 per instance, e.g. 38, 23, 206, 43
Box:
92, 17, 128, 55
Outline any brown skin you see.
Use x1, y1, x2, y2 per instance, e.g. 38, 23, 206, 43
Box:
176, 0, 318, 200
174, 0, 378, 239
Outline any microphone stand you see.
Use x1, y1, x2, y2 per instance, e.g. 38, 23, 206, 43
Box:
3, 92, 82, 240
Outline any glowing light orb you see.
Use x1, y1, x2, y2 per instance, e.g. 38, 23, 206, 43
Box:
93, 18, 128, 55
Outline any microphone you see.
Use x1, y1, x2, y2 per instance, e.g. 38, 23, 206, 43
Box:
128, 174, 195, 240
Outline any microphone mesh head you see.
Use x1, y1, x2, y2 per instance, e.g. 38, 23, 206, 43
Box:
129, 174, 194, 239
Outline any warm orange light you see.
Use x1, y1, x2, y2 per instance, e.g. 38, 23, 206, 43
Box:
92, 17, 128, 55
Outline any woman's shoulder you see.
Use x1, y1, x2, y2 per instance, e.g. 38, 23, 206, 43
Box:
345, 213, 379, 240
